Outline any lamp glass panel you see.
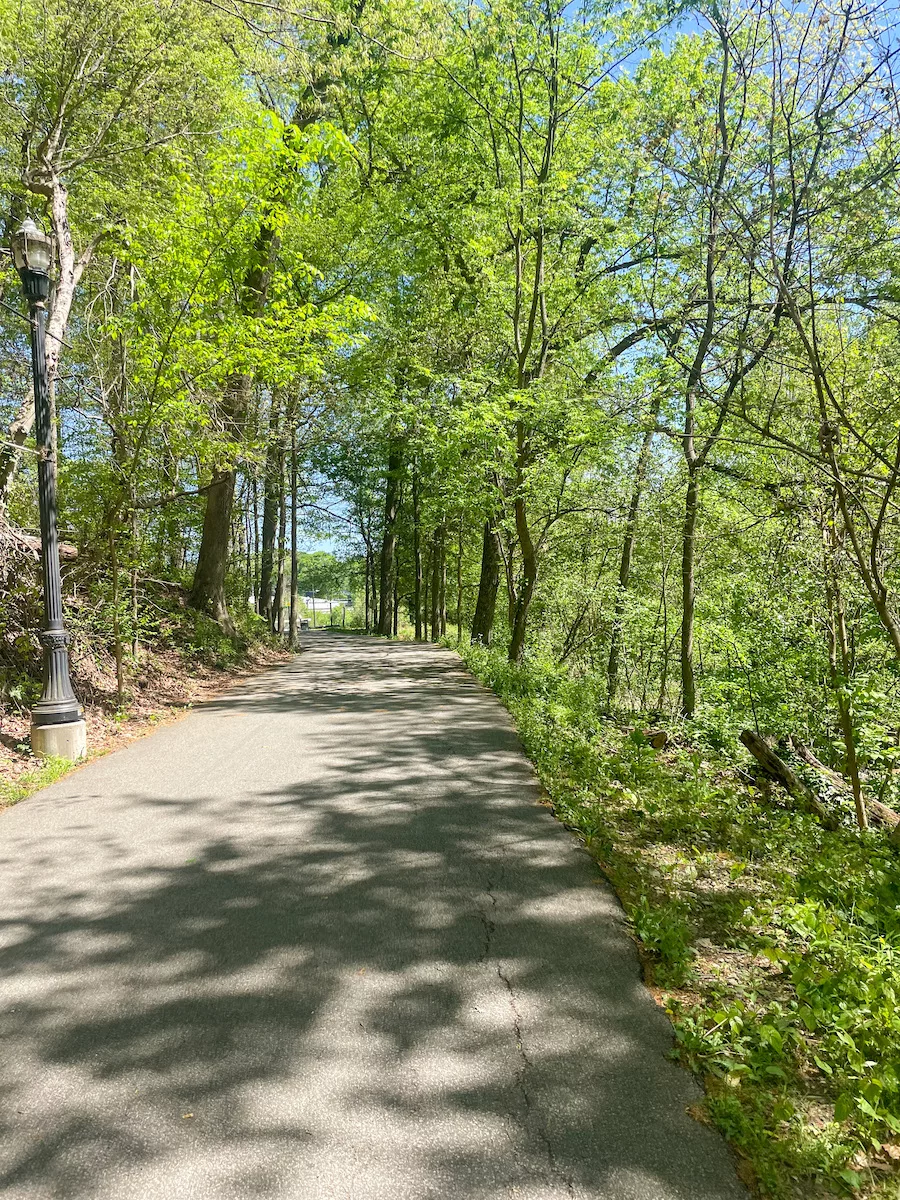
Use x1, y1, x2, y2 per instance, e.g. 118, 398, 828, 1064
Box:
26, 236, 51, 273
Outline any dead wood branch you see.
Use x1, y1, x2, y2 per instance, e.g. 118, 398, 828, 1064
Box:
739, 730, 839, 830
790, 737, 900, 836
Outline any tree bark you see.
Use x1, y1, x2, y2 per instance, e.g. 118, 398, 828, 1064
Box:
680, 467, 699, 718
377, 440, 402, 636
739, 730, 839, 830
439, 533, 447, 637
364, 545, 373, 632
791, 738, 899, 831
189, 374, 251, 630
423, 547, 431, 641
289, 426, 298, 648
251, 475, 260, 612
608, 407, 658, 706
189, 467, 237, 632
259, 394, 284, 624
508, 420, 538, 663
508, 491, 537, 663
471, 520, 501, 646
823, 530, 868, 829
273, 490, 287, 635
392, 548, 400, 636
430, 526, 443, 643
412, 467, 423, 640
456, 516, 463, 644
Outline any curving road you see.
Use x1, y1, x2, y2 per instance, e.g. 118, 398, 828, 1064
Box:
0, 633, 746, 1199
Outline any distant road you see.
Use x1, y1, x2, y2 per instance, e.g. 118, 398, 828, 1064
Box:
0, 634, 745, 1199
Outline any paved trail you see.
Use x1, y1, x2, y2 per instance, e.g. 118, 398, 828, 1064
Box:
0, 634, 745, 1200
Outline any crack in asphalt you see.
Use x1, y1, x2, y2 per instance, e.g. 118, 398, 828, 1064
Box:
476, 880, 497, 962
497, 959, 576, 1198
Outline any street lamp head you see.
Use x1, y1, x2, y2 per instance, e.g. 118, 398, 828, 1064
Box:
12, 219, 52, 304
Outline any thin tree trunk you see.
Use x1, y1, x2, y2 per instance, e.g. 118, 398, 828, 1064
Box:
608, 410, 658, 706
439, 531, 447, 637
251, 475, 260, 613
259, 394, 284, 624
109, 530, 125, 709
370, 547, 378, 631
508, 481, 537, 663
471, 520, 501, 645
423, 547, 431, 642
430, 529, 441, 642
823, 522, 868, 830
289, 427, 298, 648
130, 506, 140, 660
273, 489, 287, 635
393, 548, 400, 636
456, 516, 463, 645
244, 483, 253, 606
680, 467, 699, 718
413, 468, 423, 640
364, 546, 372, 632
378, 441, 402, 636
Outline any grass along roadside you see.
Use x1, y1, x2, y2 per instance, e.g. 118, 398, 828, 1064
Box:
458, 642, 900, 1200
0, 756, 72, 807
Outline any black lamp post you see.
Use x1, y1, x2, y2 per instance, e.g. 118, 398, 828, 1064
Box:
12, 219, 85, 754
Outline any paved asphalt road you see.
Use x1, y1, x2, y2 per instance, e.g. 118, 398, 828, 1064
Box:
0, 634, 746, 1200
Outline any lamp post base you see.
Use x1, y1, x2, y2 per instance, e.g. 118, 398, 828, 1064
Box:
31, 718, 87, 762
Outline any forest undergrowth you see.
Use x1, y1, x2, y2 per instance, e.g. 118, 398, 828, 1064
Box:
459, 643, 900, 1200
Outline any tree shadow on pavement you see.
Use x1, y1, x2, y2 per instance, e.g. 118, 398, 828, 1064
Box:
0, 635, 745, 1199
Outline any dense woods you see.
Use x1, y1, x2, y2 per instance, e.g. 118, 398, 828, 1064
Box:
4, 0, 900, 1193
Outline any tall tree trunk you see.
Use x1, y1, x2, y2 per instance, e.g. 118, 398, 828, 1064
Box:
370, 546, 379, 632
456, 516, 463, 644
190, 467, 237, 633
377, 440, 402, 636
289, 427, 298, 647
608, 414, 658, 707
191, 188, 278, 629
251, 475, 260, 612
130, 506, 140, 660
439, 533, 447, 637
243, 483, 254, 606
392, 548, 400, 636
423, 547, 431, 642
109, 529, 125, 709
822, 515, 868, 830
259, 394, 284, 624
680, 466, 699, 718
187, 20, 367, 623
508, 444, 537, 664
364, 545, 372, 632
273, 489, 287, 635
471, 520, 501, 645
413, 468, 423, 640
430, 527, 442, 643
190, 374, 251, 631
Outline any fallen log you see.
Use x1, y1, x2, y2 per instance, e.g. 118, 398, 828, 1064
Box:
10, 531, 78, 560
624, 727, 668, 749
791, 737, 900, 835
739, 730, 840, 831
